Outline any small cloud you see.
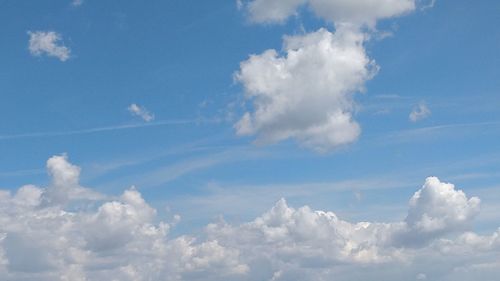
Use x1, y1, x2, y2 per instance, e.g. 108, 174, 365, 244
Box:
416, 273, 427, 280
128, 103, 155, 122
419, 0, 436, 11
235, 0, 243, 10
28, 31, 71, 62
71, 0, 84, 7
409, 102, 431, 122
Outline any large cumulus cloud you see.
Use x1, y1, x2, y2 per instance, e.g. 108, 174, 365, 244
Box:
235, 0, 424, 151
235, 28, 375, 151
0, 156, 499, 280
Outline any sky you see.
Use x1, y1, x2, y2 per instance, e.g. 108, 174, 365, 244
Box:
0, 0, 500, 280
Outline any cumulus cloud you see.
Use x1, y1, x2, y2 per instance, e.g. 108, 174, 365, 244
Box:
28, 31, 71, 62
128, 103, 155, 122
42, 154, 103, 205
235, 28, 375, 151
0, 156, 246, 281
409, 102, 431, 122
236, 0, 427, 151
0, 156, 498, 280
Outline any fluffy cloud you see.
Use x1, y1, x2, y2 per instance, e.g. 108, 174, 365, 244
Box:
236, 28, 375, 152
243, 0, 416, 27
0, 156, 499, 280
0, 156, 246, 281
128, 103, 155, 122
42, 154, 103, 205
28, 31, 71, 62
409, 102, 431, 122
236, 0, 426, 151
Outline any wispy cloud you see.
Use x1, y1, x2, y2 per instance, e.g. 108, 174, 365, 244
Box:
128, 103, 155, 122
409, 102, 431, 122
383, 121, 500, 143
28, 31, 71, 61
101, 147, 271, 190
71, 0, 84, 7
0, 119, 202, 141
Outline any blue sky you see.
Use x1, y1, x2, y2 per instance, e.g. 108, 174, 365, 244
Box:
1, 1, 500, 280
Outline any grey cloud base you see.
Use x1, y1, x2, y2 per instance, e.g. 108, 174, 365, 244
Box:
0, 156, 499, 281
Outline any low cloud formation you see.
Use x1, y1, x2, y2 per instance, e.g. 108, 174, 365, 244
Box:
235, 0, 425, 152
128, 103, 155, 122
0, 156, 499, 280
28, 31, 71, 62
410, 102, 431, 122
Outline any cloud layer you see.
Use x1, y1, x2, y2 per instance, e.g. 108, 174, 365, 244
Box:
28, 31, 71, 62
0, 156, 499, 280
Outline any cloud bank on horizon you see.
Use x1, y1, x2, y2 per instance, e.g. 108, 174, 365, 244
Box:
0, 155, 498, 280
235, 0, 423, 152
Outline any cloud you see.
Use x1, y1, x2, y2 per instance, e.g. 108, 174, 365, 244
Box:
409, 102, 431, 122
128, 103, 155, 122
236, 0, 427, 152
235, 28, 375, 152
42, 154, 103, 205
419, 0, 436, 11
0, 119, 198, 141
0, 156, 499, 280
242, 0, 416, 27
27, 31, 71, 62
0, 156, 247, 281
71, 0, 84, 7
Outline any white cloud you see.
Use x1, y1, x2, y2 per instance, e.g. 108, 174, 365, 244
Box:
128, 103, 155, 122
71, 0, 84, 7
0, 156, 247, 281
235, 28, 375, 152
407, 177, 480, 234
409, 102, 431, 122
0, 156, 499, 280
42, 154, 103, 205
28, 31, 71, 62
416, 273, 427, 280
419, 0, 436, 11
242, 0, 416, 27
244, 0, 307, 24
236, 0, 428, 152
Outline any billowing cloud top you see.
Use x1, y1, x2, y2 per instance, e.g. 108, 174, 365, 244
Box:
235, 28, 375, 152
0, 156, 499, 280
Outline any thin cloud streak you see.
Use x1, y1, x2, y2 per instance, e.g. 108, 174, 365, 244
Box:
0, 118, 213, 141
379, 120, 500, 143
